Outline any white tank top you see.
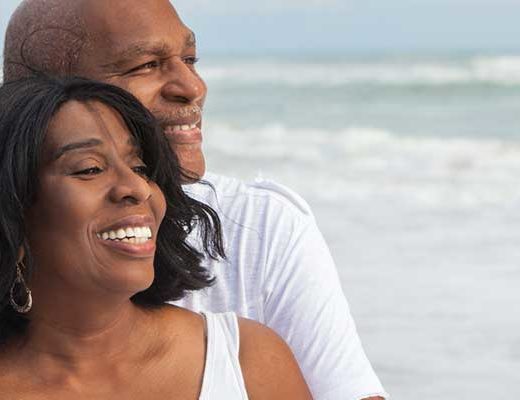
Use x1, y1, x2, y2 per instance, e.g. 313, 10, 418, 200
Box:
199, 312, 249, 399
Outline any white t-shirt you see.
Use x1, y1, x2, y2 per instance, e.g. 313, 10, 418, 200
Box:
174, 173, 388, 400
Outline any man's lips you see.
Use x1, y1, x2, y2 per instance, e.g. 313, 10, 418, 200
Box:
163, 125, 202, 145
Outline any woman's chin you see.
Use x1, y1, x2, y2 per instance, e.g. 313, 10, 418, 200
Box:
108, 265, 156, 298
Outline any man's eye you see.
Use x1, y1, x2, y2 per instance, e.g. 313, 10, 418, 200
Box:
71, 167, 103, 176
127, 61, 160, 74
183, 56, 199, 65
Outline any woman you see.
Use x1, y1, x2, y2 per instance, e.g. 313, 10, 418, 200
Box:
0, 76, 312, 399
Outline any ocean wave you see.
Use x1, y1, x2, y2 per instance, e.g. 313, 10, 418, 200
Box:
199, 55, 520, 87
206, 123, 520, 166
204, 123, 520, 207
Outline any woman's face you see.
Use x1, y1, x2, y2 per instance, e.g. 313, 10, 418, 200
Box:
25, 100, 166, 299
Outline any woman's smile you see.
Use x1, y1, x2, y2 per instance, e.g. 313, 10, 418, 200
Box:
95, 214, 157, 258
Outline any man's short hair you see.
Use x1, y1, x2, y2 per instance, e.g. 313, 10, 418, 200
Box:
3, 0, 88, 82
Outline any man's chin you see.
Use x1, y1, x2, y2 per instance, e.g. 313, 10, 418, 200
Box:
173, 146, 206, 182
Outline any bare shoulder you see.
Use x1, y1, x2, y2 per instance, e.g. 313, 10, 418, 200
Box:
153, 304, 205, 336
238, 318, 313, 400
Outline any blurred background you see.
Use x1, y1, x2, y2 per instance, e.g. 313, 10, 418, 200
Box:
2, 0, 520, 398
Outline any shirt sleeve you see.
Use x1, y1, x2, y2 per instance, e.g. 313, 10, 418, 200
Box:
262, 216, 388, 400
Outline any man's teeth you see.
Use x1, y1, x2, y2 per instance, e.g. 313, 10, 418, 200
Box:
97, 226, 153, 244
172, 123, 197, 131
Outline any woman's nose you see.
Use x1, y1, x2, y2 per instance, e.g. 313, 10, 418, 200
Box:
108, 166, 152, 205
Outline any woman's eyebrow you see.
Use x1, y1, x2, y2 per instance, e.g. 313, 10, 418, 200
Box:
52, 138, 103, 161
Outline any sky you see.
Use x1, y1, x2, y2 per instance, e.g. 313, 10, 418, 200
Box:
1, 0, 520, 56
174, 0, 520, 54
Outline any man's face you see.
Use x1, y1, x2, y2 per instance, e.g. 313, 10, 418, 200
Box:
76, 0, 207, 178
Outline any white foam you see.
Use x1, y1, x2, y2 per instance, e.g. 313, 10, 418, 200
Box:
472, 55, 520, 84
205, 123, 520, 208
200, 55, 520, 87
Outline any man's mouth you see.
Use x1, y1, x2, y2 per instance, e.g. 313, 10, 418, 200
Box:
163, 123, 202, 145
170, 123, 197, 131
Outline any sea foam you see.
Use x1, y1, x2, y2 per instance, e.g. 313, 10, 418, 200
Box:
200, 55, 520, 87
204, 123, 520, 208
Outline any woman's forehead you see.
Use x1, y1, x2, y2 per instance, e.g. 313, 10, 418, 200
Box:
45, 100, 138, 156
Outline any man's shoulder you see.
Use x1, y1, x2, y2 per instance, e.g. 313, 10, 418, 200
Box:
187, 172, 315, 221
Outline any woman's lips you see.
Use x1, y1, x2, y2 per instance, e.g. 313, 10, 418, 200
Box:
163, 125, 202, 145
97, 236, 156, 258
96, 215, 156, 258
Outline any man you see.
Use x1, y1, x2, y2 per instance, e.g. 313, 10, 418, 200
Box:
3, 1, 387, 399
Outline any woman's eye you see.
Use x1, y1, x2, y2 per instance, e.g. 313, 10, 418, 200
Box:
71, 166, 103, 176
132, 165, 150, 178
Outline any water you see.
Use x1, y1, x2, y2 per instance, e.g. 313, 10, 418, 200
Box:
199, 53, 520, 398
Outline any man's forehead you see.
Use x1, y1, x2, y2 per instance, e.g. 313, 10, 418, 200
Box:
81, 0, 185, 36
80, 1, 195, 54
113, 32, 196, 58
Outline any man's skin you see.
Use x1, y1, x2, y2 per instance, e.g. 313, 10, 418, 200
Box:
77, 0, 206, 178
3, 0, 384, 398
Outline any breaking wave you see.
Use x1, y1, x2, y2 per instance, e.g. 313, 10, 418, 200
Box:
200, 55, 520, 87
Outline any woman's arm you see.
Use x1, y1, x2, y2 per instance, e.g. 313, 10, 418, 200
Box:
238, 318, 313, 400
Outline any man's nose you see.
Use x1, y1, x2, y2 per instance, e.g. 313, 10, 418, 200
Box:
161, 58, 206, 104
108, 166, 152, 205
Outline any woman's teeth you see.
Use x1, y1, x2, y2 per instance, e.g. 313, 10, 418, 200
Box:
97, 226, 152, 244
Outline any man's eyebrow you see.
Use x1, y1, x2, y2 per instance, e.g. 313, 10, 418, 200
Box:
186, 31, 196, 48
101, 42, 170, 70
53, 138, 103, 160
101, 32, 196, 71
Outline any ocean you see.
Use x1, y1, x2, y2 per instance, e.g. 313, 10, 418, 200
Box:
198, 53, 520, 398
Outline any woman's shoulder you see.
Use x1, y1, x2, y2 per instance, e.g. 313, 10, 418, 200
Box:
153, 304, 205, 335
237, 317, 313, 399
154, 309, 313, 399
147, 305, 206, 366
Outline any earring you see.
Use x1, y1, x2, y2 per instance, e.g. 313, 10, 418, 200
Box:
10, 262, 32, 314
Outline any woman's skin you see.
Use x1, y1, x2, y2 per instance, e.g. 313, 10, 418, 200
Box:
0, 101, 312, 399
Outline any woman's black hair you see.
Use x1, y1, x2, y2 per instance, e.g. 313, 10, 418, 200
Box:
0, 75, 225, 343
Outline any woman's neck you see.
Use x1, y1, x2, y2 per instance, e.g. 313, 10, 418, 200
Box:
18, 298, 160, 366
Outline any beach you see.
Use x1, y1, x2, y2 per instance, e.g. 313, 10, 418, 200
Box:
200, 52, 520, 398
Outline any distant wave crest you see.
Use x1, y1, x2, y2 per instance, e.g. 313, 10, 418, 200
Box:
200, 55, 520, 87
205, 123, 520, 207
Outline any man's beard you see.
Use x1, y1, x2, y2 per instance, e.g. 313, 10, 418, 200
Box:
151, 105, 203, 129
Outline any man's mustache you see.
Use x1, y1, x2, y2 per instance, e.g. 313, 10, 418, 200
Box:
151, 105, 203, 126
